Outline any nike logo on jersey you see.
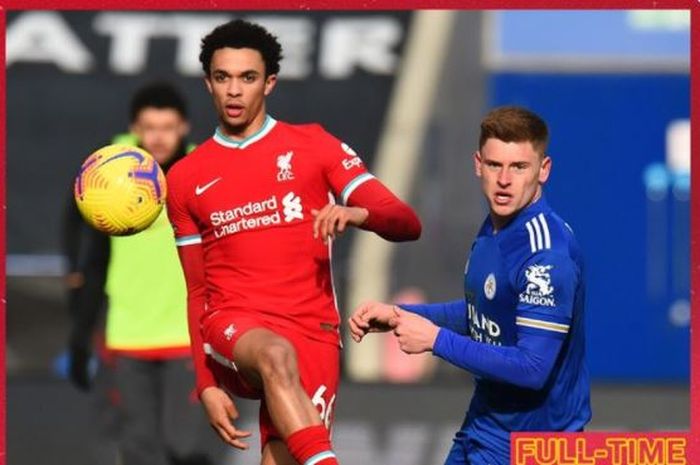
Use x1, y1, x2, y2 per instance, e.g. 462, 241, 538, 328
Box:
195, 177, 222, 196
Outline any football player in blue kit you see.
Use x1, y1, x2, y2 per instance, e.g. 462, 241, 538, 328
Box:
349, 106, 591, 465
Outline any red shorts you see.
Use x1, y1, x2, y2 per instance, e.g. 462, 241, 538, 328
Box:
202, 312, 340, 448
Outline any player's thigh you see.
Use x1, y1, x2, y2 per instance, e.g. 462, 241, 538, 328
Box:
233, 327, 300, 388
256, 333, 339, 447
286, 333, 340, 428
261, 439, 297, 465
203, 314, 297, 392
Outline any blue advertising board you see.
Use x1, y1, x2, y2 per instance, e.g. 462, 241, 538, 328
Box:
487, 10, 689, 70
486, 11, 690, 381
488, 73, 689, 381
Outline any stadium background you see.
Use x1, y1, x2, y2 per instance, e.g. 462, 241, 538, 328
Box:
6, 10, 690, 464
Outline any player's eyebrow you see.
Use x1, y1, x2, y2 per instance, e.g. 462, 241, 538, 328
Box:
239, 69, 261, 77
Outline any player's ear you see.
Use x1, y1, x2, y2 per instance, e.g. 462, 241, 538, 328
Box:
474, 151, 483, 178
264, 74, 278, 96
204, 76, 213, 95
539, 155, 552, 184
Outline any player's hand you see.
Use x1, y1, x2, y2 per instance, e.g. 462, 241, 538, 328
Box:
311, 204, 369, 244
391, 309, 440, 354
348, 301, 400, 342
200, 386, 251, 450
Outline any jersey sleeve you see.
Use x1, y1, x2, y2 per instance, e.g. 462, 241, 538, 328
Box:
433, 327, 563, 390
176, 244, 218, 396
311, 125, 374, 203
313, 125, 421, 241
400, 300, 468, 334
166, 164, 202, 247
514, 251, 579, 340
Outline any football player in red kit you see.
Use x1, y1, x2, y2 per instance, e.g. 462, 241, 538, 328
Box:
166, 19, 421, 465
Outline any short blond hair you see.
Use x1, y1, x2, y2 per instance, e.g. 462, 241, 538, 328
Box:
479, 106, 549, 156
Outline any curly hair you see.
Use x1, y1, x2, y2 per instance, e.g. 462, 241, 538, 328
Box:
200, 19, 283, 77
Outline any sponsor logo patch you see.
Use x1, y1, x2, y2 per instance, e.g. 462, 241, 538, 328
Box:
282, 192, 304, 222
519, 264, 556, 307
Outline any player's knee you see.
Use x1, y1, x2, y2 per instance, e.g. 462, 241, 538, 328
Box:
256, 340, 299, 388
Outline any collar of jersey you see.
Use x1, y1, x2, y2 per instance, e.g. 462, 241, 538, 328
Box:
483, 195, 550, 236
213, 115, 277, 149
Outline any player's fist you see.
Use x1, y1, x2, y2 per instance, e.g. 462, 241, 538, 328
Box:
200, 386, 251, 450
312, 204, 369, 243
348, 301, 399, 342
392, 310, 440, 354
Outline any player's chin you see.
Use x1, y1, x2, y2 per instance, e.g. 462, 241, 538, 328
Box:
223, 114, 245, 127
221, 118, 247, 135
489, 200, 515, 217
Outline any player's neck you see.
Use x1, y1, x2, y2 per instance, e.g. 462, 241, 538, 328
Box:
490, 214, 511, 233
220, 111, 268, 141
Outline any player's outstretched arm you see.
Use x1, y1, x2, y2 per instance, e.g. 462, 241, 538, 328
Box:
431, 328, 563, 390
348, 301, 400, 342
200, 386, 252, 450
389, 309, 564, 390
344, 179, 422, 242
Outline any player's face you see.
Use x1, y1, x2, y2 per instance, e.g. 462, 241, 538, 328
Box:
475, 138, 551, 230
205, 47, 277, 139
130, 108, 189, 166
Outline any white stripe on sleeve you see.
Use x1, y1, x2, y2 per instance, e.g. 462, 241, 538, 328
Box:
538, 213, 551, 249
525, 221, 537, 253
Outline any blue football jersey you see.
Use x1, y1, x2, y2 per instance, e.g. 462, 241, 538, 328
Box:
455, 196, 591, 462
399, 196, 592, 465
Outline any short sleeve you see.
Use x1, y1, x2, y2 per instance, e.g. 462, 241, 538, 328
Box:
313, 125, 375, 205
514, 251, 579, 339
166, 164, 202, 247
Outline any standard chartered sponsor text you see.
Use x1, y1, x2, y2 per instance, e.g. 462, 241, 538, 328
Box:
211, 195, 282, 238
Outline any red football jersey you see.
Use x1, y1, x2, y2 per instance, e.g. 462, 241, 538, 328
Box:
167, 116, 374, 348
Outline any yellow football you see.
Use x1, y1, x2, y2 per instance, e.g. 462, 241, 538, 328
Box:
74, 144, 166, 236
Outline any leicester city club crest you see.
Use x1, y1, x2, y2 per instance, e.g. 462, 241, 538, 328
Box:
484, 273, 497, 300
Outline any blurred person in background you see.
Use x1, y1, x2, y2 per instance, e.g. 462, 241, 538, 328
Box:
166, 19, 421, 465
350, 106, 591, 465
65, 81, 222, 465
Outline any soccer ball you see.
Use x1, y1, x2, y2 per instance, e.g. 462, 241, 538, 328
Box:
74, 144, 166, 236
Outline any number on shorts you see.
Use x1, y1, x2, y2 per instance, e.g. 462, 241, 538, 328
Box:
311, 384, 336, 429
